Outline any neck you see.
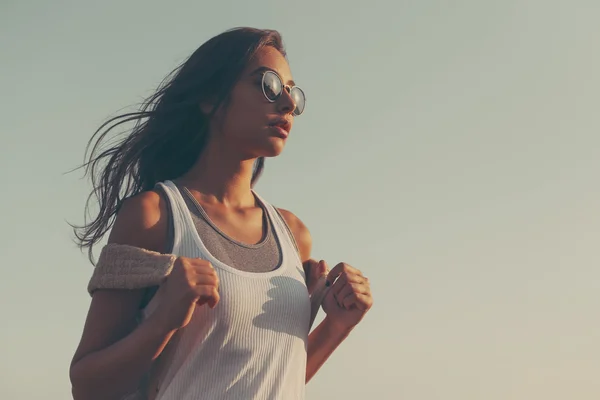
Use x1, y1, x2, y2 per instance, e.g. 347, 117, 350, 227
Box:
176, 143, 258, 208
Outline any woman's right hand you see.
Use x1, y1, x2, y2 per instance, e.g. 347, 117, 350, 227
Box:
155, 257, 220, 332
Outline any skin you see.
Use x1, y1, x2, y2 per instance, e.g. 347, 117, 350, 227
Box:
69, 46, 373, 400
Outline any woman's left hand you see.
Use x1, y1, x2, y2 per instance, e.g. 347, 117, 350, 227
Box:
322, 262, 373, 331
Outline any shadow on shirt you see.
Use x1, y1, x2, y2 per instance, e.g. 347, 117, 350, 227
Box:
252, 275, 310, 340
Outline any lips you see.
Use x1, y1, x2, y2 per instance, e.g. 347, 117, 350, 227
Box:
268, 117, 291, 134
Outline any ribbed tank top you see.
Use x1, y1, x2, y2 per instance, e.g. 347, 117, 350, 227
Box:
142, 180, 310, 400
169, 184, 286, 272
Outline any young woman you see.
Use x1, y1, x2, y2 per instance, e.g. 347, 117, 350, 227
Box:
69, 27, 373, 400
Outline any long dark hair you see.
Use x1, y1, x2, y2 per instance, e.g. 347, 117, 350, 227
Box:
72, 27, 286, 263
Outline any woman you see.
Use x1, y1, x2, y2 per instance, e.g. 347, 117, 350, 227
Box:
69, 27, 373, 400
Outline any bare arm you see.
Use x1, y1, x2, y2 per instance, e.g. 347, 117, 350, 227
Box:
69, 191, 176, 400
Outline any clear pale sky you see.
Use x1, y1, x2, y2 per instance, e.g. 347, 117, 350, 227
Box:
1, 1, 599, 399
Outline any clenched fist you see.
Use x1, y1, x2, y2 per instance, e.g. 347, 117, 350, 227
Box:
154, 257, 220, 332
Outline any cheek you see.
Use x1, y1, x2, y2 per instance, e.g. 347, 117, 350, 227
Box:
224, 97, 267, 134
223, 106, 258, 135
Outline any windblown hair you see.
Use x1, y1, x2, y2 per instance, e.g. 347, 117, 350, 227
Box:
72, 27, 286, 263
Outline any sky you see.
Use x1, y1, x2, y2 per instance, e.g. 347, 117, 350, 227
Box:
1, 0, 599, 399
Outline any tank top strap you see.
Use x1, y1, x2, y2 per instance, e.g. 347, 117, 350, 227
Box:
155, 180, 202, 256
252, 190, 303, 267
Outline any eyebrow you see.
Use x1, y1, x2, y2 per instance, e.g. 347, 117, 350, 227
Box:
251, 66, 296, 87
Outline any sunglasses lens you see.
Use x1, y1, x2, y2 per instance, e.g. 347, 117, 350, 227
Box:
291, 87, 306, 116
262, 71, 282, 101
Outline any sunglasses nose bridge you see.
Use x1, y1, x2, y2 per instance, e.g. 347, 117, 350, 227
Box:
275, 84, 297, 113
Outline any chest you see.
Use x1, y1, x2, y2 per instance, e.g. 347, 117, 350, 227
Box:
192, 198, 267, 245
199, 271, 311, 336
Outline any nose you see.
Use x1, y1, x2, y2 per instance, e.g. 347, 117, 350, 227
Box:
276, 86, 297, 115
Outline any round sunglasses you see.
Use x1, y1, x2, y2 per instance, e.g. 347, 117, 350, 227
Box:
261, 71, 306, 116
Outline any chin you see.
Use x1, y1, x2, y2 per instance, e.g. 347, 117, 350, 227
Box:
261, 147, 285, 158
259, 138, 287, 158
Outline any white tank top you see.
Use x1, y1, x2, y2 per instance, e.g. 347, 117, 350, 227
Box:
142, 180, 310, 400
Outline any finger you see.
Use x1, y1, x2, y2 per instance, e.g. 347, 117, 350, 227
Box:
304, 259, 328, 278
326, 262, 360, 286
334, 284, 354, 308
330, 272, 368, 297
193, 274, 219, 287
195, 286, 220, 308
317, 260, 329, 276
325, 287, 343, 309
330, 273, 347, 298
192, 270, 219, 291
331, 274, 347, 296
198, 292, 219, 309
336, 283, 371, 307
342, 273, 369, 286
302, 259, 318, 280
207, 289, 220, 308
309, 260, 329, 282
191, 265, 218, 276
342, 292, 373, 311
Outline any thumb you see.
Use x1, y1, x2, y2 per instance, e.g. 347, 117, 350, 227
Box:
305, 259, 329, 295
317, 260, 329, 278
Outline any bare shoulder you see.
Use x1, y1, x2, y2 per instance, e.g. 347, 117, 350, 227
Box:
277, 208, 312, 262
70, 190, 170, 368
108, 189, 170, 253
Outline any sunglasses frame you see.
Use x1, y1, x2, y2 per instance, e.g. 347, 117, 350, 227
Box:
261, 70, 306, 116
